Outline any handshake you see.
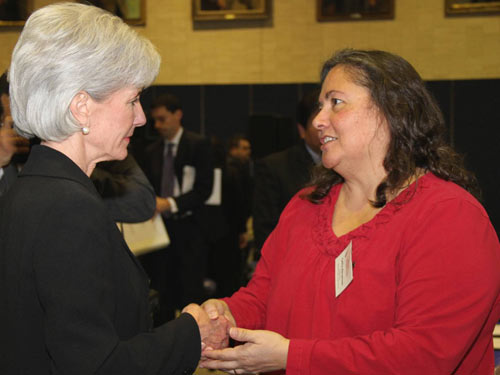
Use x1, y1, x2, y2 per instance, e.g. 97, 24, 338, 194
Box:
182, 299, 235, 351
181, 299, 290, 374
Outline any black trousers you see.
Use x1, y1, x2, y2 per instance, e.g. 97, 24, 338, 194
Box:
207, 232, 245, 298
139, 216, 208, 325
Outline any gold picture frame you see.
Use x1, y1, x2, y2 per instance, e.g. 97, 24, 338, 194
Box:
445, 0, 500, 16
317, 0, 395, 22
0, 0, 30, 27
193, 0, 270, 21
0, 0, 146, 27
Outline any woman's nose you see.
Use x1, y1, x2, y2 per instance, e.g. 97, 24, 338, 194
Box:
312, 109, 326, 130
134, 103, 147, 127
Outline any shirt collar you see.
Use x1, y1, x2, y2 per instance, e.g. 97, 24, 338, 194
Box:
165, 127, 183, 146
305, 142, 321, 164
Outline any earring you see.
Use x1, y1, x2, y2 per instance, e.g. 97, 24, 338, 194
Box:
81, 127, 90, 135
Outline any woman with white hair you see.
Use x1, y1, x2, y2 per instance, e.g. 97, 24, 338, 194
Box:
0, 3, 217, 374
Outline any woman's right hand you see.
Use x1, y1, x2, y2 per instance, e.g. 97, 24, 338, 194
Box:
202, 299, 236, 327
195, 299, 235, 353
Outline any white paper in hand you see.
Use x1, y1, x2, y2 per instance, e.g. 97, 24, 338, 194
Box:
118, 215, 170, 256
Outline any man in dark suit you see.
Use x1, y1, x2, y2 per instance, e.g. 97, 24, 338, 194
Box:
0, 71, 29, 196
0, 114, 21, 196
140, 93, 214, 324
204, 135, 254, 297
0, 162, 17, 196
225, 135, 253, 250
253, 89, 321, 251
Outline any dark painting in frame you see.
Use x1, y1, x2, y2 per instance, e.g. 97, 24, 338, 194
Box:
0, 0, 31, 26
87, 0, 146, 25
193, 0, 270, 21
0, 0, 146, 27
445, 0, 500, 16
317, 0, 394, 22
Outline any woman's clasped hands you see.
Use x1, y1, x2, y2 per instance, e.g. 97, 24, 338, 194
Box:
197, 299, 290, 374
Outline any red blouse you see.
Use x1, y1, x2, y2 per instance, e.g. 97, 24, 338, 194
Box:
225, 173, 500, 374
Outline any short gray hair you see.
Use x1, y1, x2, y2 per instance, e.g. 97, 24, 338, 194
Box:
9, 2, 161, 141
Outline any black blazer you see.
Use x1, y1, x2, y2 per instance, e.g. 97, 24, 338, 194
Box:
252, 142, 315, 249
142, 129, 213, 215
0, 145, 200, 375
0, 154, 156, 223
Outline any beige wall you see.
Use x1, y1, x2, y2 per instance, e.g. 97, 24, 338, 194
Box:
1, 0, 499, 84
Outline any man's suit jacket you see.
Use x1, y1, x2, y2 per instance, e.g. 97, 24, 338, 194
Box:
0, 163, 18, 197
0, 145, 200, 375
142, 130, 213, 215
253, 142, 315, 249
92, 154, 156, 223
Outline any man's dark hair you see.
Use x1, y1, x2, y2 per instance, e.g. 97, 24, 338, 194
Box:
151, 93, 182, 113
296, 88, 320, 130
227, 134, 249, 151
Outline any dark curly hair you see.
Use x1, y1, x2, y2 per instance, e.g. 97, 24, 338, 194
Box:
306, 49, 479, 206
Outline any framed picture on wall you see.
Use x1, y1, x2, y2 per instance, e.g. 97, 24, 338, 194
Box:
316, 0, 394, 22
0, 0, 30, 26
0, 0, 146, 27
192, 0, 270, 21
87, 0, 146, 25
445, 0, 500, 16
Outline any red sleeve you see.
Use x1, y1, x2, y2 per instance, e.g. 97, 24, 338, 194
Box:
223, 191, 304, 329
223, 226, 279, 329
286, 198, 500, 375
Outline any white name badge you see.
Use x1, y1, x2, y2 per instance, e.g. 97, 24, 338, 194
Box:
335, 241, 353, 297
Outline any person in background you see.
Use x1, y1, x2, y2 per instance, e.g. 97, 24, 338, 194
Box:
139, 93, 214, 324
0, 71, 29, 196
226, 134, 253, 249
91, 155, 156, 223
252, 88, 321, 252
0, 4, 227, 374
205, 134, 254, 298
227, 134, 252, 164
199, 49, 500, 374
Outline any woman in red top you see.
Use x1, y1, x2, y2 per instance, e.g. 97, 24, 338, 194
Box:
199, 49, 500, 374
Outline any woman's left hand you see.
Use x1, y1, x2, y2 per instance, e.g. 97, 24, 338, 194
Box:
199, 327, 290, 374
